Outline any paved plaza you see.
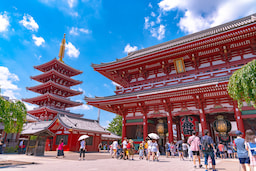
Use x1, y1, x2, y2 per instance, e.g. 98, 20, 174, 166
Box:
0, 151, 240, 171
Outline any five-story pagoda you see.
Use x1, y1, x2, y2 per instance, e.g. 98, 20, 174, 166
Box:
23, 34, 83, 121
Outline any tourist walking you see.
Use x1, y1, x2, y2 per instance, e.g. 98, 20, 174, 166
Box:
234, 130, 250, 171
128, 139, 135, 160
56, 138, 64, 158
144, 138, 149, 160
112, 140, 118, 158
201, 130, 216, 171
176, 140, 184, 160
182, 142, 189, 158
139, 142, 144, 160
79, 139, 86, 160
170, 142, 176, 156
245, 129, 256, 171
122, 137, 128, 160
150, 139, 159, 161
227, 143, 233, 158
187, 131, 202, 168
18, 140, 24, 154
98, 143, 102, 152
218, 142, 225, 159
147, 139, 152, 160
165, 141, 170, 158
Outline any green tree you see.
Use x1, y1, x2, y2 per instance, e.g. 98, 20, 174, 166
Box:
0, 97, 27, 133
107, 115, 122, 136
228, 59, 256, 110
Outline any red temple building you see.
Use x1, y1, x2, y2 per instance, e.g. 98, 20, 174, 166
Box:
85, 14, 256, 146
22, 35, 115, 152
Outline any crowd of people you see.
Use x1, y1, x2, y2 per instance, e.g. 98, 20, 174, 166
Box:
104, 129, 256, 171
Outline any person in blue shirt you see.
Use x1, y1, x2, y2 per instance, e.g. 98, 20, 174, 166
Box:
234, 130, 250, 171
201, 130, 216, 171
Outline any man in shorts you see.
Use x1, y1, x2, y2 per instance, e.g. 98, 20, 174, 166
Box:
188, 131, 202, 168
234, 130, 250, 171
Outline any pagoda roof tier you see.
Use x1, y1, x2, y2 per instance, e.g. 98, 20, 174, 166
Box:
22, 93, 83, 108
31, 69, 82, 87
27, 106, 83, 118
34, 58, 83, 77
27, 80, 82, 97
92, 14, 256, 71
85, 76, 231, 114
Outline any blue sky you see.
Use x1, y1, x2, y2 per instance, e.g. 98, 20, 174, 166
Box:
0, 0, 256, 128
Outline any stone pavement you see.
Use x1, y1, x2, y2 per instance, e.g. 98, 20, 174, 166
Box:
0, 152, 241, 171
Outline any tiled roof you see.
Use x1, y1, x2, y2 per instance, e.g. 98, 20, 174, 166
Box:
85, 75, 230, 101
26, 113, 39, 122
57, 115, 109, 134
92, 13, 256, 68
102, 132, 121, 139
21, 121, 53, 135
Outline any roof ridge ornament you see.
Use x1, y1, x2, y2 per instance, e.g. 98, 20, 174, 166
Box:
58, 34, 66, 63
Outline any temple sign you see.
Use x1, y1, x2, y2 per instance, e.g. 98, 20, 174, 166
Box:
58, 34, 66, 63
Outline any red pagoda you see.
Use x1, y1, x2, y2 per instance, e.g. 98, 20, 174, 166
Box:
85, 14, 256, 146
23, 34, 83, 120
21, 34, 113, 152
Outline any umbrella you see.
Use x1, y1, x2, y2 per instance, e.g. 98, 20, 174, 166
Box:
148, 133, 160, 140
78, 135, 89, 141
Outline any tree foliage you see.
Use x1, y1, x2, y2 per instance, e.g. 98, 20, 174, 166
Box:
228, 59, 256, 110
107, 115, 122, 136
0, 97, 27, 133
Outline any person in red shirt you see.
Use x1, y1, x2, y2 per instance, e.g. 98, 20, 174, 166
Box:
218, 142, 225, 159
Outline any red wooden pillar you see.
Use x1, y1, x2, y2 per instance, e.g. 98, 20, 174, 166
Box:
122, 114, 126, 141
67, 130, 73, 151
143, 113, 148, 140
233, 103, 245, 135
199, 108, 207, 136
167, 113, 173, 143
176, 119, 181, 140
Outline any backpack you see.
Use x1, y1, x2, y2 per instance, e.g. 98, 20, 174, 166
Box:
127, 143, 131, 149
201, 137, 211, 152
248, 142, 256, 156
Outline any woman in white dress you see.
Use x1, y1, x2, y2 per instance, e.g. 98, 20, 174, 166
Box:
150, 139, 159, 161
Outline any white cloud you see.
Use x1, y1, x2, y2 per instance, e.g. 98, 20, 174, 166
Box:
148, 3, 153, 8
19, 14, 39, 32
32, 34, 45, 46
77, 87, 85, 94
158, 0, 256, 34
65, 42, 80, 58
150, 24, 166, 40
124, 44, 138, 54
0, 66, 19, 99
72, 104, 93, 110
69, 27, 90, 36
101, 120, 110, 128
67, 0, 78, 8
144, 17, 150, 29
24, 102, 37, 110
0, 12, 10, 32
151, 12, 156, 17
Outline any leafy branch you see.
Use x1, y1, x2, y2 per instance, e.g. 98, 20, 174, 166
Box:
228, 59, 256, 110
0, 97, 27, 133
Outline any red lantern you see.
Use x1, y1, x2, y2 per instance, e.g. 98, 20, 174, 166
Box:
180, 116, 199, 137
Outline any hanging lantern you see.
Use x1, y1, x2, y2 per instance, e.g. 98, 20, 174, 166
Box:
213, 115, 232, 137
180, 116, 199, 137
156, 119, 165, 136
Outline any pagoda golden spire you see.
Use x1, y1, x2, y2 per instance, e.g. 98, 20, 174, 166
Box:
58, 33, 66, 63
